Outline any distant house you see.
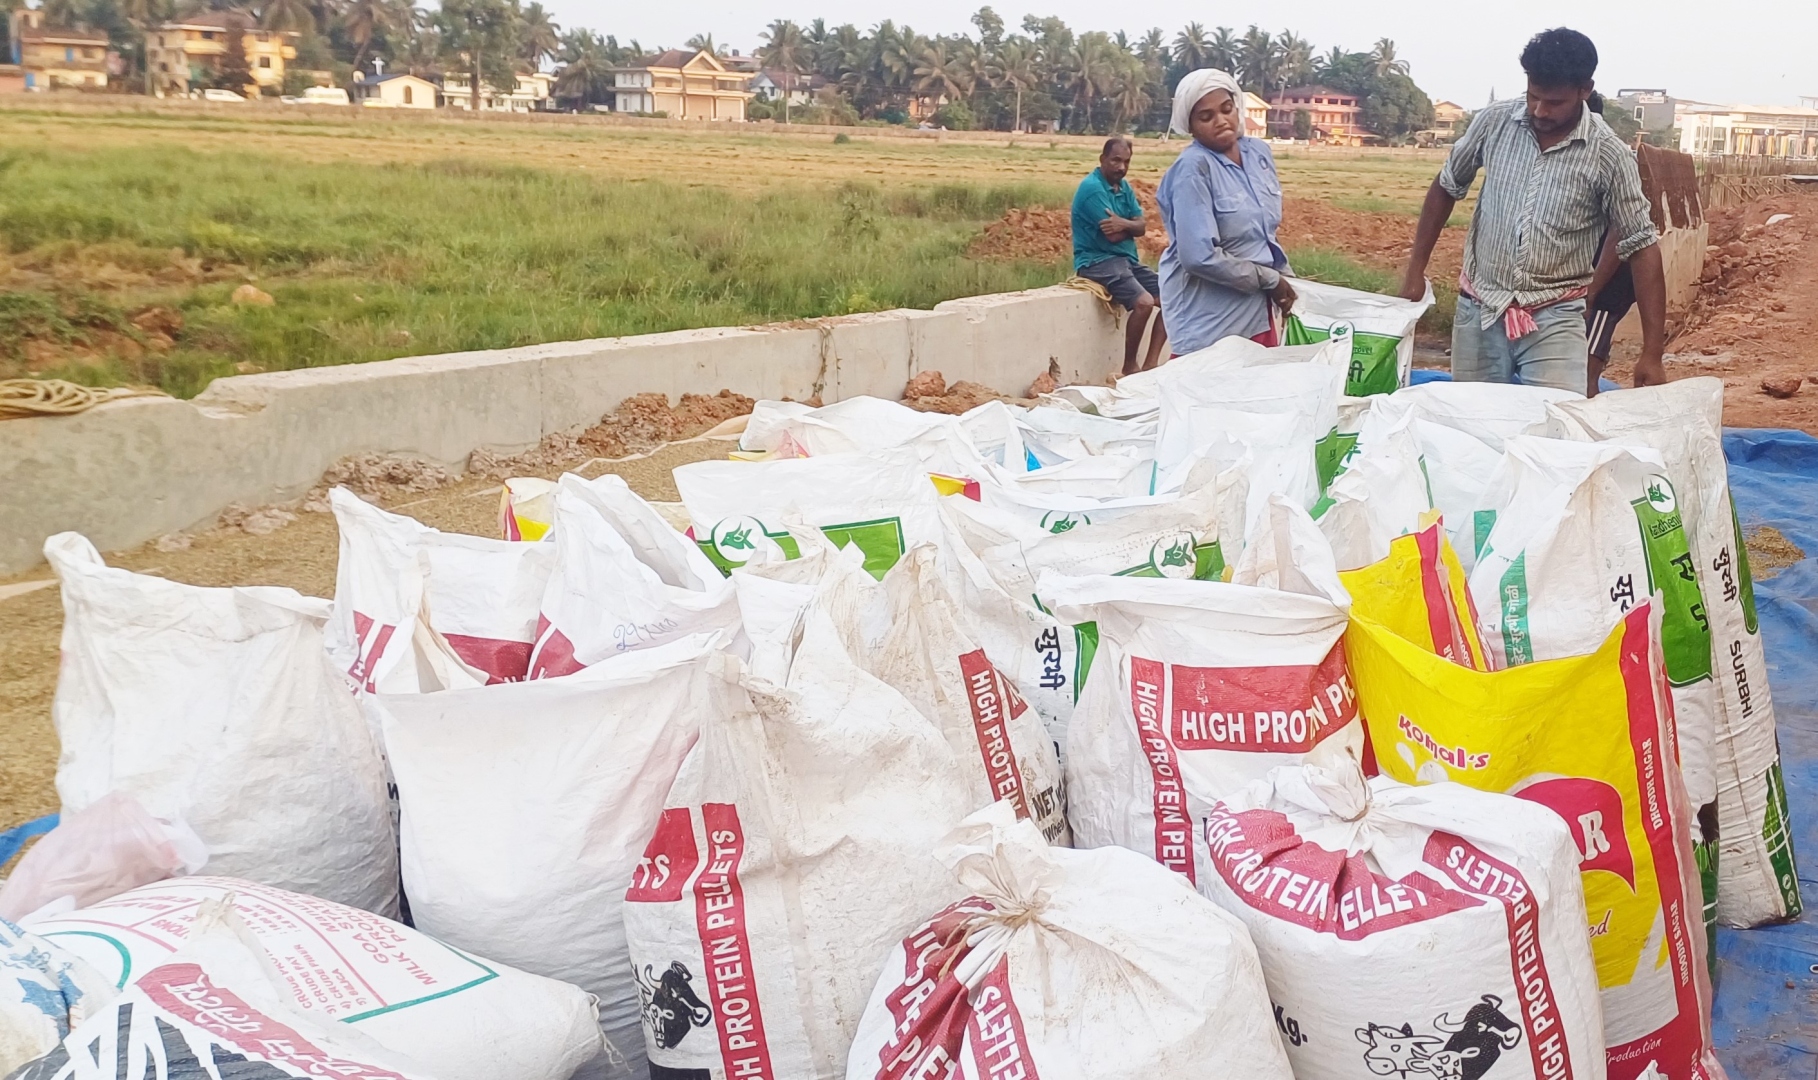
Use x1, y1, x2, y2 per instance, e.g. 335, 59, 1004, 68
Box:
718, 49, 760, 75
608, 48, 753, 120
353, 71, 436, 109
148, 10, 297, 97
8, 8, 111, 91
749, 68, 825, 108
443, 70, 554, 112
1267, 85, 1373, 144
1432, 100, 1467, 134
1613, 89, 1676, 135
1242, 92, 1270, 137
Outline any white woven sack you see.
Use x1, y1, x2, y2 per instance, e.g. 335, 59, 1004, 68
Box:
21, 878, 601, 1080
846, 802, 1293, 1080
1282, 277, 1434, 395
527, 473, 737, 678
1316, 398, 1435, 571
44, 533, 396, 917
1199, 766, 1605, 1080
376, 635, 720, 1078
0, 920, 116, 1076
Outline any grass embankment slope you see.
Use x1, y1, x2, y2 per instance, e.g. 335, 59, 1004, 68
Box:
0, 105, 1450, 396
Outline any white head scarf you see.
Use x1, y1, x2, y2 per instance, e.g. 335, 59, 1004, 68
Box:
1170, 69, 1245, 137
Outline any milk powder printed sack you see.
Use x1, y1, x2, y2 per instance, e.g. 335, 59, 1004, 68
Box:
1344, 529, 1721, 1080
1282, 278, 1434, 396
1198, 765, 1604, 1080
1543, 378, 1800, 928
675, 447, 945, 579
44, 534, 396, 918
845, 803, 1293, 1080
622, 599, 977, 1080
1467, 436, 1722, 937
0, 920, 116, 1075
527, 473, 738, 678
7, 900, 436, 1080
1041, 500, 1363, 882
325, 488, 555, 691
20, 878, 601, 1080
377, 635, 719, 1078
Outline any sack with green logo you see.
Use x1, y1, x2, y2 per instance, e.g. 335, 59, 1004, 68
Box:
1541, 378, 1800, 928
1281, 278, 1434, 397
1467, 436, 1725, 945
674, 447, 944, 581
1313, 399, 1434, 570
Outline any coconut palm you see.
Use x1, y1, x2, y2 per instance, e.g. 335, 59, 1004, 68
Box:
1208, 26, 1239, 71
1237, 24, 1280, 93
1372, 37, 1409, 77
684, 31, 716, 56
1171, 22, 1209, 72
1058, 31, 1113, 132
1135, 27, 1164, 66
759, 19, 807, 119
518, 1, 557, 66
256, 0, 309, 32
1277, 31, 1314, 89
339, 0, 393, 74
1107, 50, 1149, 131
990, 37, 1036, 131
913, 38, 968, 108
554, 28, 612, 106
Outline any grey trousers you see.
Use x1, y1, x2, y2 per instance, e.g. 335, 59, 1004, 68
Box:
1451, 295, 1589, 393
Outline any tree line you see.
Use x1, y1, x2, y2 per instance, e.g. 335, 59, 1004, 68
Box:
5, 0, 1438, 138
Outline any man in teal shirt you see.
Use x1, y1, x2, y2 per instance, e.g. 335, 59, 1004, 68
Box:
1073, 136, 1167, 374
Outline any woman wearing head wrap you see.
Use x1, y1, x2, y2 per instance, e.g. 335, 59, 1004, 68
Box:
1156, 69, 1297, 355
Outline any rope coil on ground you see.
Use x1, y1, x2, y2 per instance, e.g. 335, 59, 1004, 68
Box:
0, 379, 168, 420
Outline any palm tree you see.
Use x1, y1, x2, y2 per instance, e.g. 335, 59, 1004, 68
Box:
684, 31, 716, 56
759, 19, 806, 121
1208, 26, 1239, 72
1171, 22, 1209, 72
1237, 24, 1279, 94
1135, 27, 1164, 66
339, 0, 392, 74
1371, 37, 1409, 78
434, 0, 517, 111
1276, 31, 1313, 90
1316, 45, 1346, 82
554, 28, 612, 107
256, 0, 310, 32
1107, 50, 1149, 131
990, 37, 1036, 131
913, 38, 967, 109
517, 1, 557, 67
1058, 31, 1113, 132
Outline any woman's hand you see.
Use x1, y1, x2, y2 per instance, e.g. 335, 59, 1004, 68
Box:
1269, 276, 1298, 315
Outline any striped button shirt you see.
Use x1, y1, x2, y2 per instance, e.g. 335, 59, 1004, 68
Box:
1440, 99, 1658, 328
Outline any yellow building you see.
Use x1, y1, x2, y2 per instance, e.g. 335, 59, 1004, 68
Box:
148, 10, 297, 98
610, 48, 752, 121
8, 8, 110, 90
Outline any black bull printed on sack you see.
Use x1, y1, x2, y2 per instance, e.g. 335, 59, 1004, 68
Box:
636, 961, 713, 1051
1355, 995, 1521, 1080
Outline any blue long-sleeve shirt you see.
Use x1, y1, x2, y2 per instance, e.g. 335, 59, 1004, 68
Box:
1156, 137, 1291, 352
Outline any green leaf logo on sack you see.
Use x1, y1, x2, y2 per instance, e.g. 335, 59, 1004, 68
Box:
1153, 534, 1199, 579
1629, 475, 1714, 687
709, 516, 783, 567
1041, 511, 1089, 534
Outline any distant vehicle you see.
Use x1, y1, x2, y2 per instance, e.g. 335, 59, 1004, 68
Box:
301, 86, 350, 105
198, 88, 245, 102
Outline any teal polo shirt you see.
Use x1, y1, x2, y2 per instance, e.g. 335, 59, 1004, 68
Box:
1071, 167, 1143, 273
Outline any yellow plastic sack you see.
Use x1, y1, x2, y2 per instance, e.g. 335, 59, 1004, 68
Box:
1342, 525, 1721, 1080
498, 477, 556, 541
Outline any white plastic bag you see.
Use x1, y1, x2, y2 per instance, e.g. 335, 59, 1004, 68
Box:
846, 802, 1293, 1080
376, 635, 720, 1078
1282, 278, 1435, 396
527, 473, 738, 678
1315, 399, 1435, 571
0, 793, 206, 922
1043, 498, 1361, 884
325, 488, 555, 691
622, 608, 977, 1079
1199, 765, 1605, 1080
21, 877, 602, 1080
44, 533, 397, 917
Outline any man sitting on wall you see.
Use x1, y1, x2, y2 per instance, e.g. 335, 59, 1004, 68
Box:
1073, 136, 1168, 375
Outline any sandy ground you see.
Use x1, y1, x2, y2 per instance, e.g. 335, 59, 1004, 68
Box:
0, 439, 727, 834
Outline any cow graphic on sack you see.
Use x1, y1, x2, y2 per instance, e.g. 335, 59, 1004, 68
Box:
636, 961, 714, 1051
1356, 995, 1523, 1080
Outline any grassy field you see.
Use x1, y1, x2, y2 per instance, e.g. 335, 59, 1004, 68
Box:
0, 104, 1453, 397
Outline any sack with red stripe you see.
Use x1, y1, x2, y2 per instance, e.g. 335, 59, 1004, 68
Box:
845, 801, 1293, 1080
527, 473, 737, 679
1198, 764, 1605, 1080
622, 594, 979, 1079
1040, 497, 1362, 883
326, 488, 554, 692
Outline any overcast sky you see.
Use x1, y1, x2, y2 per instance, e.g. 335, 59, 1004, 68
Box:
551, 0, 1817, 109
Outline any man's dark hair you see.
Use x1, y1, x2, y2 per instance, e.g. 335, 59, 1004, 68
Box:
1101, 135, 1133, 156
1520, 28, 1598, 88
1587, 91, 1605, 114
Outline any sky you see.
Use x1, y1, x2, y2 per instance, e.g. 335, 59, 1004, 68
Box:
548, 0, 1818, 110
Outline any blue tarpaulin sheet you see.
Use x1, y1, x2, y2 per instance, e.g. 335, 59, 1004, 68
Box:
1716, 429, 1818, 1080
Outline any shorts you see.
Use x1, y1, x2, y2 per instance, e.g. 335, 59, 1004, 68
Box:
1078, 257, 1159, 310
1585, 267, 1636, 361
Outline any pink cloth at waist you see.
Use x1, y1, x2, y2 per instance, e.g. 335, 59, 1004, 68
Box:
1459, 270, 1587, 340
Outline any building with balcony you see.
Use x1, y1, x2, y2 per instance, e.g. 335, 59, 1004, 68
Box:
1678, 102, 1818, 157
442, 70, 554, 112
8, 8, 110, 90
609, 48, 751, 120
148, 10, 297, 97
1267, 85, 1373, 144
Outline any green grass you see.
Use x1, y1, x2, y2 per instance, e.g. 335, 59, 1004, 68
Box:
0, 144, 1070, 397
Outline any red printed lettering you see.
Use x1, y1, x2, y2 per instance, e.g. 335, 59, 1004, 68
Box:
1169, 643, 1357, 753
693, 804, 776, 1080
1130, 656, 1194, 883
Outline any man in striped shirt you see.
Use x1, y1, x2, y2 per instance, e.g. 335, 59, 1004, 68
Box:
1400, 28, 1667, 392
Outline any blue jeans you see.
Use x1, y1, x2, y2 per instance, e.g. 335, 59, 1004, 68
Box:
1451, 295, 1588, 393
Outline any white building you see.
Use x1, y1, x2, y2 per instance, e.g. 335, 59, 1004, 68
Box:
442, 70, 554, 112
351, 71, 435, 108
1678, 102, 1818, 157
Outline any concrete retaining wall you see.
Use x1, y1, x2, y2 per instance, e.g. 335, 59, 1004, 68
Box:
0, 286, 1122, 574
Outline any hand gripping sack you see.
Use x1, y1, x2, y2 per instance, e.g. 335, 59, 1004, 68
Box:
376, 635, 720, 1078
0, 920, 116, 1075
43, 533, 396, 917
1342, 528, 1722, 1080
6, 899, 436, 1080
325, 488, 555, 691
1280, 278, 1434, 396
622, 608, 977, 1080
846, 802, 1293, 1080
527, 473, 738, 678
1198, 765, 1604, 1080
1041, 499, 1363, 883
18, 878, 601, 1080
1542, 378, 1800, 927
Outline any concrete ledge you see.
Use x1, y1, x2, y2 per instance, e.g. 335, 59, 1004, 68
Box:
0, 285, 1120, 573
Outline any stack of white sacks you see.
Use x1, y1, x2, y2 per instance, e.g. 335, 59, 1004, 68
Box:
4, 296, 1776, 1080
